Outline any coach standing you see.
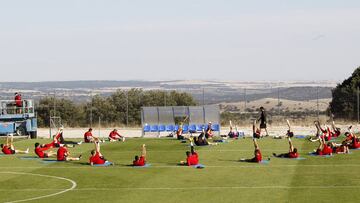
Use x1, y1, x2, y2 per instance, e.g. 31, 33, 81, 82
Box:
258, 107, 269, 137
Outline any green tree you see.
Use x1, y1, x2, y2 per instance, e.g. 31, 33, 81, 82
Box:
330, 67, 360, 119
37, 97, 86, 127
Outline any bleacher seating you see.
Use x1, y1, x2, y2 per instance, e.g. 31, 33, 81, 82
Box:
143, 123, 221, 134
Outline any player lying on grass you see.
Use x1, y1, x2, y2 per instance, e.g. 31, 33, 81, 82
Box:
133, 144, 147, 166
180, 146, 199, 166
313, 136, 333, 156
343, 132, 360, 149
242, 120, 262, 162
273, 137, 299, 158
1, 134, 29, 155
57, 144, 82, 161
273, 120, 299, 158
190, 130, 218, 146
56, 127, 82, 147
34, 142, 56, 158
309, 121, 331, 142
252, 120, 261, 139
240, 138, 263, 163
228, 120, 239, 139
44, 128, 81, 149
109, 129, 125, 142
89, 138, 113, 166
329, 121, 341, 138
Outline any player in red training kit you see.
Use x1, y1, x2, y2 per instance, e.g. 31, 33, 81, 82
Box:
314, 136, 333, 156
34, 142, 56, 158
89, 138, 113, 166
273, 120, 299, 159
108, 129, 125, 142
84, 128, 95, 143
240, 138, 263, 163
133, 144, 147, 166
181, 146, 199, 166
240, 121, 263, 163
57, 145, 82, 161
1, 134, 29, 155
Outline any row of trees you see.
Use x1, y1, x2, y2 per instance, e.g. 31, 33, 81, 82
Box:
36, 89, 197, 127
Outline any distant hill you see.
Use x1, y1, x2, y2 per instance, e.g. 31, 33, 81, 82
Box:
0, 80, 336, 104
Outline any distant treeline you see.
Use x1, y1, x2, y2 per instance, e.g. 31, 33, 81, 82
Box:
36, 89, 197, 127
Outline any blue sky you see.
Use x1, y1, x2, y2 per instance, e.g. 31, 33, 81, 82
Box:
0, 0, 359, 82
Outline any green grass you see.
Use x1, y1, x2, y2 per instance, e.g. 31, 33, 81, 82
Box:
1, 137, 360, 203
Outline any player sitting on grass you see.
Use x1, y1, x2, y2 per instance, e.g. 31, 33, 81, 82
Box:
89, 138, 113, 166
57, 144, 82, 161
1, 134, 29, 155
84, 128, 95, 143
176, 125, 185, 140
34, 143, 56, 158
109, 129, 125, 142
133, 144, 147, 166
205, 122, 214, 139
240, 138, 263, 163
180, 146, 199, 166
329, 142, 349, 154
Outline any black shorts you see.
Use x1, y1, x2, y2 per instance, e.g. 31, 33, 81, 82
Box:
260, 123, 267, 129
43, 154, 49, 158
11, 150, 16, 154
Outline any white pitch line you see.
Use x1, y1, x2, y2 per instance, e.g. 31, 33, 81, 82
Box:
0, 172, 77, 203
0, 164, 360, 169
0, 185, 360, 192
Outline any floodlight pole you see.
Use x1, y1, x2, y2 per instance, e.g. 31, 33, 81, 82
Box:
317, 87, 319, 120
357, 86, 359, 124
244, 88, 247, 112
90, 92, 93, 128
126, 90, 129, 127
98, 117, 101, 139
202, 88, 205, 106
277, 88, 280, 115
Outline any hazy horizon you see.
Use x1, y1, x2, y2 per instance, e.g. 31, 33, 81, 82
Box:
0, 0, 359, 82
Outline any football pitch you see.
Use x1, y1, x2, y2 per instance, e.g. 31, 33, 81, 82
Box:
1, 136, 360, 203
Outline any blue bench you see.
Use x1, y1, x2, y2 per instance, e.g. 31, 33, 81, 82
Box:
212, 124, 220, 132
196, 124, 205, 132
189, 124, 197, 133
174, 125, 179, 131
158, 125, 166, 132
182, 125, 189, 133
166, 125, 175, 132
143, 125, 151, 132
150, 125, 159, 132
